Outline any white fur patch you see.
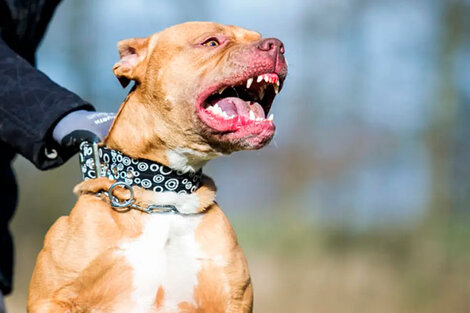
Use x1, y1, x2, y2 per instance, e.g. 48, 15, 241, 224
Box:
116, 211, 204, 313
149, 191, 200, 214
166, 148, 218, 173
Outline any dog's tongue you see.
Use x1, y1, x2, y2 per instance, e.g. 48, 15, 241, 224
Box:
211, 97, 265, 118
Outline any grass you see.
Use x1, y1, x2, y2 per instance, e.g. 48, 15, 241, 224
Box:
232, 213, 470, 313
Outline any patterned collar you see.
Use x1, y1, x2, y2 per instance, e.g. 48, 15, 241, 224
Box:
78, 142, 202, 194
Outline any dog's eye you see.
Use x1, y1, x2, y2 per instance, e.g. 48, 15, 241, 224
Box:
202, 38, 220, 47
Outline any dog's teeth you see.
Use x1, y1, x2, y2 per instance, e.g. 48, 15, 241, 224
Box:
276, 80, 280, 86
211, 104, 223, 116
274, 84, 279, 94
218, 87, 226, 94
268, 114, 274, 121
249, 110, 256, 120
210, 104, 231, 118
264, 75, 269, 83
257, 75, 263, 83
246, 78, 253, 89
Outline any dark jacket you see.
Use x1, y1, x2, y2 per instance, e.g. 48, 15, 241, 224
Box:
0, 0, 94, 294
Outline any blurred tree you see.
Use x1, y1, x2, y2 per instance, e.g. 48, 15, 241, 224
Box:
428, 0, 466, 218
450, 1, 470, 213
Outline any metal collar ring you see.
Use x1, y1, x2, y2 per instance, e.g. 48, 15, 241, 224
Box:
108, 181, 135, 208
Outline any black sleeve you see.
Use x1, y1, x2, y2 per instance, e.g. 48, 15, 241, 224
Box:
0, 37, 95, 170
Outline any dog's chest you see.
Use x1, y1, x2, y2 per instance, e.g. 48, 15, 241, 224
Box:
116, 213, 204, 313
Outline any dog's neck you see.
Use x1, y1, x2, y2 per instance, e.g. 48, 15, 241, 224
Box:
104, 91, 213, 173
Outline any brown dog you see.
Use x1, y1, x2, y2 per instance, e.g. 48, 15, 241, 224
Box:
27, 22, 287, 313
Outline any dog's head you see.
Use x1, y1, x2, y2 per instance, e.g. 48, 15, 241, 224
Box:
109, 22, 287, 163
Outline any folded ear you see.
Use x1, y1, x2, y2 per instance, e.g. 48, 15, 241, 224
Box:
112, 37, 149, 88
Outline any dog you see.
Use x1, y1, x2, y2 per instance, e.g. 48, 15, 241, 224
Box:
27, 21, 287, 313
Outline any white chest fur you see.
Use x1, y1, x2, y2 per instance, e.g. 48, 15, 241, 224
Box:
115, 206, 204, 313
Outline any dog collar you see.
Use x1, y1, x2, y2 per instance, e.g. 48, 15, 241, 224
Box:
78, 142, 202, 194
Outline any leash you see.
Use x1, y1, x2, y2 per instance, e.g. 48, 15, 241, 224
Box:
78, 141, 203, 215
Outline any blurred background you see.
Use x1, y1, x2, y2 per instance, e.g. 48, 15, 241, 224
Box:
5, 0, 470, 312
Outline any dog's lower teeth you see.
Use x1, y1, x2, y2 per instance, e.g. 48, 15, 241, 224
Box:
207, 104, 236, 119
207, 104, 222, 115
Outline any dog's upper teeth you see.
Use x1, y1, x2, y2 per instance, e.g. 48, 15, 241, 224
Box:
218, 86, 226, 94
257, 75, 263, 83
249, 110, 256, 120
276, 80, 280, 86
246, 78, 253, 89
264, 75, 270, 83
268, 113, 274, 121
273, 84, 279, 94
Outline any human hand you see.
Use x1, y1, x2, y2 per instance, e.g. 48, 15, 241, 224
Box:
53, 110, 115, 152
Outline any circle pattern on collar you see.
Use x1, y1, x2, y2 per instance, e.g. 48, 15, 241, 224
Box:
79, 142, 202, 194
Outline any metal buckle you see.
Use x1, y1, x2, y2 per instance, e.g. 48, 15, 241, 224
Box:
92, 141, 103, 178
145, 204, 178, 214
108, 181, 135, 208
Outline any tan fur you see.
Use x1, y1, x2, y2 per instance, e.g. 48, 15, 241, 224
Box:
189, 205, 253, 313
104, 22, 264, 163
27, 21, 284, 312
155, 286, 165, 309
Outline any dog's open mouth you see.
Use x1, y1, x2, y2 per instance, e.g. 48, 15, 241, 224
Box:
197, 73, 281, 134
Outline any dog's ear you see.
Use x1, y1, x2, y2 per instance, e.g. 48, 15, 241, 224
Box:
112, 37, 149, 88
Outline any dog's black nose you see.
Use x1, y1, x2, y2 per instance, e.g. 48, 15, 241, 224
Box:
257, 38, 285, 55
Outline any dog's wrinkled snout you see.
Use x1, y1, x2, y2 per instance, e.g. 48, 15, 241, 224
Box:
257, 38, 285, 55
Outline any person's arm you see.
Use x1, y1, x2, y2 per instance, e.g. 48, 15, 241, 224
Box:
0, 37, 95, 169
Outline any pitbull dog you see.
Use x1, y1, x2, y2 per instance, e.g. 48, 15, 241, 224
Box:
27, 22, 287, 313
